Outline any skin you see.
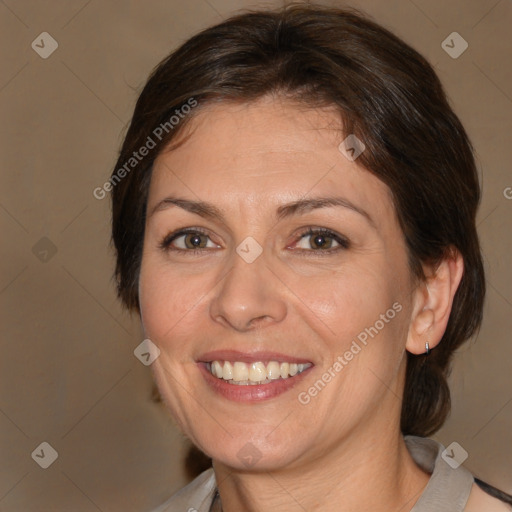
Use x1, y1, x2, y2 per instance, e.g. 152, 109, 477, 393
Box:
138, 96, 479, 511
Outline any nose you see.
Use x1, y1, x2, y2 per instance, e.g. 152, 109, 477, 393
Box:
209, 251, 287, 332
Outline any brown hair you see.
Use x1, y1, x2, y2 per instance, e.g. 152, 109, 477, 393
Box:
111, 4, 485, 436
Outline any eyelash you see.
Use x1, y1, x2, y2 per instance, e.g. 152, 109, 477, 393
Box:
159, 227, 350, 255
159, 227, 214, 255
290, 227, 350, 254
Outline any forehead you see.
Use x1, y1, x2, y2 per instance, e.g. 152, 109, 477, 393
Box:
149, 97, 394, 225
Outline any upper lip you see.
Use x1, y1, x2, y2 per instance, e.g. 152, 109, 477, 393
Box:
197, 349, 313, 364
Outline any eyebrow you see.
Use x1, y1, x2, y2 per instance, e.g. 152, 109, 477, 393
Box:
150, 197, 225, 222
149, 195, 375, 228
276, 197, 375, 227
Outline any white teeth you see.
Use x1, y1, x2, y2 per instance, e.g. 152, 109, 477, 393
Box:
233, 362, 249, 381
266, 361, 281, 380
249, 362, 266, 382
222, 361, 233, 380
208, 360, 311, 384
212, 361, 223, 378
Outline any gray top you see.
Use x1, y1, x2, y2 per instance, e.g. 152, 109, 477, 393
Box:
152, 436, 474, 512
406, 436, 474, 511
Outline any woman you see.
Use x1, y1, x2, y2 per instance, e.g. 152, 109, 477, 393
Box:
110, 5, 512, 511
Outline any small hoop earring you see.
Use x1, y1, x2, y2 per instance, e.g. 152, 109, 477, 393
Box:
425, 342, 430, 355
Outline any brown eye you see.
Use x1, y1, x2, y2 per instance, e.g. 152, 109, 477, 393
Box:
162, 230, 220, 251
310, 233, 334, 249
295, 230, 344, 251
183, 233, 208, 249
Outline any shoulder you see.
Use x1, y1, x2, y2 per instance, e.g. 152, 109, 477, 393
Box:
465, 482, 512, 512
404, 436, 511, 512
150, 468, 216, 512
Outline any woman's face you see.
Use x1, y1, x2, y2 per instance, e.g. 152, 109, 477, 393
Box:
139, 97, 417, 471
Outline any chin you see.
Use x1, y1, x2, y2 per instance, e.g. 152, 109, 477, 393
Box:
193, 426, 308, 472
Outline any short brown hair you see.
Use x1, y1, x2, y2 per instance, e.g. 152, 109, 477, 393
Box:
111, 4, 485, 437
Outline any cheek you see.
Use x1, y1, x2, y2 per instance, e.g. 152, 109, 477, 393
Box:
289, 261, 409, 409
286, 262, 400, 344
138, 256, 208, 349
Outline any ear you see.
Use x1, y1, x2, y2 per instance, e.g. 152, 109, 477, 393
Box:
406, 248, 464, 355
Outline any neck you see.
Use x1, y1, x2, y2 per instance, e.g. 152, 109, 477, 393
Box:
213, 419, 430, 512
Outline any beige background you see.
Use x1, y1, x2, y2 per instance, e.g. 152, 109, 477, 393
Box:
1, 0, 511, 510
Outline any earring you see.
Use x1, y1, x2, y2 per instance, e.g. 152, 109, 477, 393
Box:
425, 342, 430, 355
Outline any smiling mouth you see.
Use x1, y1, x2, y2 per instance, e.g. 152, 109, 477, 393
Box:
206, 360, 313, 385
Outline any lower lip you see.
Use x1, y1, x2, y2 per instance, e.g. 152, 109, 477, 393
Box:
198, 363, 313, 402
